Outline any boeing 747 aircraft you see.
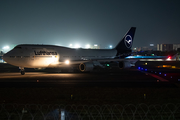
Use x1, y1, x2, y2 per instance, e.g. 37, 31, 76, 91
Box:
3, 27, 136, 75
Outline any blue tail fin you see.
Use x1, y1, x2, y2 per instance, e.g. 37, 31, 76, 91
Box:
115, 27, 136, 56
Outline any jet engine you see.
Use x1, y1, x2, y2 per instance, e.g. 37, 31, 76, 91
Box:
118, 61, 131, 69
79, 62, 94, 72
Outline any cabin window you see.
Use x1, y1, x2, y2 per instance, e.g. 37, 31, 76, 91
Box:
24, 56, 30, 58
63, 56, 69, 58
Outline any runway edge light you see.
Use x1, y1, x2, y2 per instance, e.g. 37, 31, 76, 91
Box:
144, 94, 146, 99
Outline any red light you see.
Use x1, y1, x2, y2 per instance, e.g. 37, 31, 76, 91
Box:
168, 56, 171, 59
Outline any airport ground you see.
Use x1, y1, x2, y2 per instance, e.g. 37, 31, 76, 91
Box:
0, 61, 180, 106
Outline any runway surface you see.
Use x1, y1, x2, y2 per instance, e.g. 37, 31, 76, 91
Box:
0, 64, 180, 105
0, 68, 177, 88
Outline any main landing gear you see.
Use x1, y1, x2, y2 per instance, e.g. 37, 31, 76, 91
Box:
19, 67, 25, 75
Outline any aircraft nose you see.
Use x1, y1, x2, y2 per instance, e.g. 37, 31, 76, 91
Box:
3, 52, 9, 62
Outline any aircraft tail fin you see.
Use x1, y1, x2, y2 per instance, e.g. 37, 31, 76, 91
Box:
115, 27, 136, 56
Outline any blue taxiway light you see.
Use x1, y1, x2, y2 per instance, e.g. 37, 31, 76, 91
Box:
164, 74, 166, 76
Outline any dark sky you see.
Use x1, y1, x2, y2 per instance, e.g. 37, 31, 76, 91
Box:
0, 0, 180, 49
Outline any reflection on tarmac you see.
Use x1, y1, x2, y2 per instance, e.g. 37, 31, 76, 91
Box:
0, 70, 157, 82
0, 69, 177, 88
0, 72, 74, 79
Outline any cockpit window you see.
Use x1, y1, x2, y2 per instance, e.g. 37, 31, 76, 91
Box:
14, 46, 22, 49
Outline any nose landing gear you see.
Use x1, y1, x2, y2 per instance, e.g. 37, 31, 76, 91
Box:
21, 70, 25, 75
19, 67, 25, 75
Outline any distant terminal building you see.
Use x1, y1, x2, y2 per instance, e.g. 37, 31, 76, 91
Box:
132, 46, 156, 52
157, 44, 180, 51
173, 44, 180, 50
157, 44, 173, 51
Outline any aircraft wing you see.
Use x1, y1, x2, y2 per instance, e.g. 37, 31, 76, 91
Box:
49, 58, 138, 72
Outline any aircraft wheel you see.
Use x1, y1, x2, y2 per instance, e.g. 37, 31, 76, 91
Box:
21, 70, 25, 75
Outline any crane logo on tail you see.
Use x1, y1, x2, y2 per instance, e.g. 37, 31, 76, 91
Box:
124, 35, 132, 48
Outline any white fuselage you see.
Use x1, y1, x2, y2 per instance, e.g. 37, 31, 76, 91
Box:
3, 45, 117, 68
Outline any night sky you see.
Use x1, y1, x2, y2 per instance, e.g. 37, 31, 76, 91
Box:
0, 0, 180, 49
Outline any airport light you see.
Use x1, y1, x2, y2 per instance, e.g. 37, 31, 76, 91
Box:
109, 45, 112, 49
85, 44, 90, 48
65, 60, 70, 64
172, 66, 176, 68
3, 46, 10, 50
74, 44, 80, 48
69, 44, 72, 47
150, 44, 154, 46
167, 56, 171, 60
106, 64, 110, 67
2, 45, 10, 53
93, 44, 99, 49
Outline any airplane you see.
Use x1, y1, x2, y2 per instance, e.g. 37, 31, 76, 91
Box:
3, 27, 136, 75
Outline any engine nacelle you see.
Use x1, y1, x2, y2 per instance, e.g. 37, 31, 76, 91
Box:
118, 61, 131, 69
79, 62, 94, 72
